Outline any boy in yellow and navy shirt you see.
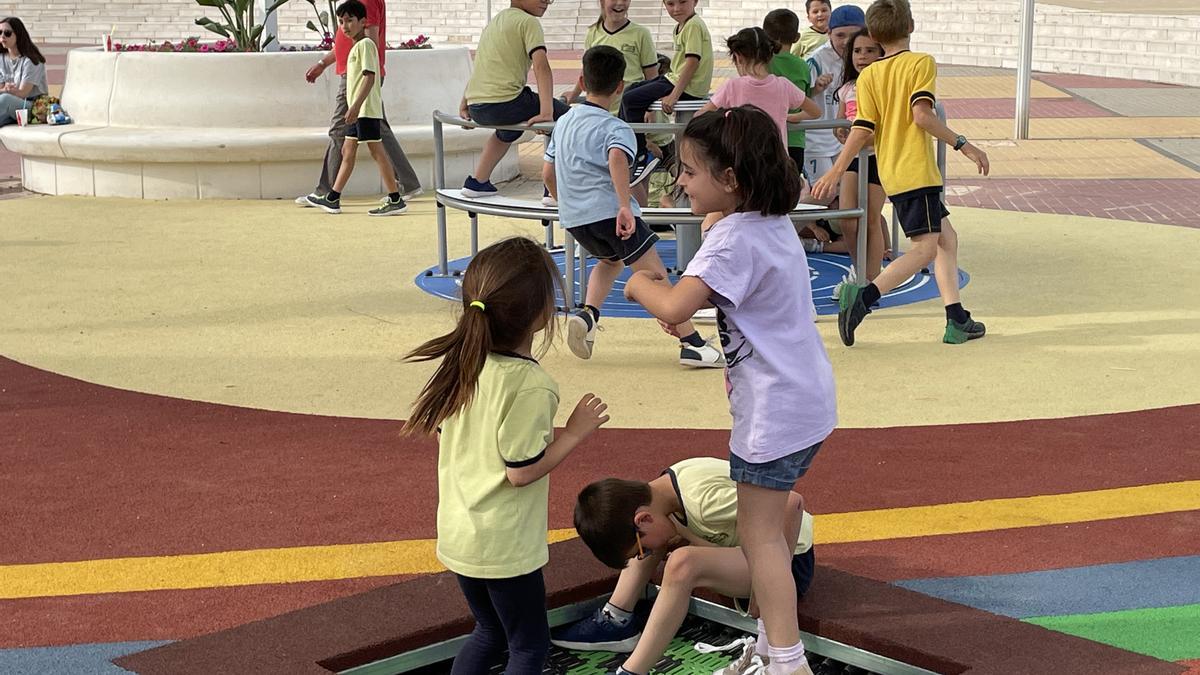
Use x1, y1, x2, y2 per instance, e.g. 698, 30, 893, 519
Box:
812, 0, 991, 347
558, 457, 816, 675
459, 0, 570, 198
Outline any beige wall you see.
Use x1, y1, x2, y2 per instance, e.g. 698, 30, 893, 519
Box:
18, 0, 1200, 86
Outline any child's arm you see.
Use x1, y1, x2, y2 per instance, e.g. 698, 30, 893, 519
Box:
834, 97, 848, 143
542, 160, 557, 201
782, 492, 805, 554
345, 71, 376, 123
810, 126, 871, 201
608, 149, 636, 239
695, 101, 717, 116
786, 97, 821, 122
912, 100, 990, 175
525, 49, 556, 125
608, 550, 665, 610
624, 272, 712, 326
662, 56, 699, 114
506, 393, 609, 487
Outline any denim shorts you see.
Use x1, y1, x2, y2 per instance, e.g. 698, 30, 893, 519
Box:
468, 86, 570, 143
729, 441, 823, 491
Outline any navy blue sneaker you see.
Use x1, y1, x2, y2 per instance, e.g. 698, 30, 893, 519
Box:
461, 175, 498, 198
551, 606, 641, 652
629, 152, 661, 188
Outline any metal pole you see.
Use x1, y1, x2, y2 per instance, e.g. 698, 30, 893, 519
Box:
1015, 0, 1035, 140
433, 113, 449, 275
854, 148, 868, 287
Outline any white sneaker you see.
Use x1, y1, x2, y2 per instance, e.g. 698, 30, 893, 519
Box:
693, 307, 718, 322
680, 339, 725, 368
697, 637, 764, 674
296, 193, 318, 206
403, 187, 424, 200
567, 309, 596, 359
830, 265, 858, 302
542, 194, 558, 207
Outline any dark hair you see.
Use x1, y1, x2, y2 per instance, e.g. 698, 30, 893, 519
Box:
841, 28, 881, 85
683, 106, 802, 216
335, 0, 367, 20
805, 0, 832, 11
582, 45, 625, 96
0, 18, 45, 65
762, 9, 800, 51
866, 0, 912, 44
402, 237, 562, 436
574, 478, 653, 569
656, 52, 671, 75
725, 27, 774, 67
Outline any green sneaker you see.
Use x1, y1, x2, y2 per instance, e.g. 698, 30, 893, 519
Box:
943, 317, 986, 344
837, 283, 870, 347
368, 196, 408, 217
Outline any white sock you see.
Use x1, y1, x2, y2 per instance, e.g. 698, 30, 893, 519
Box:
767, 640, 807, 674
756, 619, 769, 656
603, 601, 634, 626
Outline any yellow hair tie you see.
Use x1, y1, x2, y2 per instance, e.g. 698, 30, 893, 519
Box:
469, 300, 486, 312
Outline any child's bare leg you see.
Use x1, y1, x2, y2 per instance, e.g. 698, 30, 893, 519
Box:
368, 142, 399, 195
867, 185, 887, 277
628, 250, 699, 338
933, 218, 961, 305
473, 135, 512, 183
869, 232, 937, 295
622, 548, 753, 674
607, 551, 662, 613
332, 139, 358, 193
736, 483, 798, 649
585, 258, 624, 310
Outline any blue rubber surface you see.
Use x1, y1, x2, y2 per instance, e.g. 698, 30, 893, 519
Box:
0, 641, 170, 675
896, 554, 1200, 619
416, 240, 968, 317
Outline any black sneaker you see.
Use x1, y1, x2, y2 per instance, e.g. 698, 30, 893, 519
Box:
550, 606, 641, 653
629, 152, 661, 188
837, 283, 871, 347
305, 193, 341, 214
943, 317, 986, 344
369, 196, 408, 216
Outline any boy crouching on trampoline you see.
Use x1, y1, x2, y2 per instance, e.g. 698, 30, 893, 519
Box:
555, 456, 815, 675
306, 0, 408, 216
543, 45, 723, 369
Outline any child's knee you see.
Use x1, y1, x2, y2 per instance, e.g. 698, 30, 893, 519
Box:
908, 235, 939, 264
662, 547, 702, 587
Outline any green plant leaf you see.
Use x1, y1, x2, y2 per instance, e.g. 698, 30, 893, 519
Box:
263, 33, 276, 48
195, 19, 232, 37
266, 0, 291, 14
250, 24, 265, 41
305, 20, 319, 32
194, 0, 226, 7
234, 0, 250, 14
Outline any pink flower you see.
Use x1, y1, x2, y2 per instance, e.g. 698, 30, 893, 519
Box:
200, 45, 210, 52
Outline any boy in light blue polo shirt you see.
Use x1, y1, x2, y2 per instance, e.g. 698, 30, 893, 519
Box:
543, 46, 722, 370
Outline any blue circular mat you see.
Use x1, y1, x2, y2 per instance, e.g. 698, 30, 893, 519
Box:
416, 240, 968, 317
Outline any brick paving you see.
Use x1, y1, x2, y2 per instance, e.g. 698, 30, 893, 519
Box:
943, 97, 1115, 120
946, 178, 1200, 228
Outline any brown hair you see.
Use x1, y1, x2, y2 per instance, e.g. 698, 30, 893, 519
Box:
574, 478, 653, 569
865, 0, 912, 45
762, 9, 800, 51
402, 237, 562, 435
1, 17, 46, 65
682, 105, 803, 216
725, 26, 775, 67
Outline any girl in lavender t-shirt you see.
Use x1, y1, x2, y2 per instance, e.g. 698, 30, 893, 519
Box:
624, 106, 836, 675
697, 27, 820, 143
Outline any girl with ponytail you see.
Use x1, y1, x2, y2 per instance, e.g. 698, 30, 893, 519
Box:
403, 236, 610, 674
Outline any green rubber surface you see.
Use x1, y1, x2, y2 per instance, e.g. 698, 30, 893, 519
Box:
1025, 603, 1200, 662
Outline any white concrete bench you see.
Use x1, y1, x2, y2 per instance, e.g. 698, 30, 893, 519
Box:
0, 46, 516, 199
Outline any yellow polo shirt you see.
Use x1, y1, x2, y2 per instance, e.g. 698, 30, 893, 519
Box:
465, 7, 547, 104
347, 37, 383, 119
853, 50, 943, 198
585, 20, 658, 113
669, 14, 713, 99
667, 457, 813, 554
436, 353, 559, 578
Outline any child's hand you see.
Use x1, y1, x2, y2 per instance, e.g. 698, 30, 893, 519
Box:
615, 207, 636, 240
658, 319, 682, 338
813, 74, 832, 92
623, 269, 666, 301
305, 61, 326, 83
459, 99, 471, 121
661, 94, 680, 115
344, 107, 359, 124
811, 172, 841, 202
834, 127, 849, 144
524, 111, 553, 126
961, 143, 990, 176
564, 393, 609, 439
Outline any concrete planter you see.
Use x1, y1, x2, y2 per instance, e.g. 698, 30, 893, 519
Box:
0, 45, 516, 199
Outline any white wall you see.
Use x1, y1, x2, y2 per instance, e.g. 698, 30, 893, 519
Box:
17, 0, 1200, 86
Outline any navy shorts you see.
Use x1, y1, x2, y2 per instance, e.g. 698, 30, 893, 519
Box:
729, 441, 823, 491
847, 154, 881, 186
346, 117, 382, 143
891, 187, 950, 238
568, 216, 659, 265
468, 86, 570, 143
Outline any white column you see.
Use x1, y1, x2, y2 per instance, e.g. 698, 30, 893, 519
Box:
1014, 0, 1035, 139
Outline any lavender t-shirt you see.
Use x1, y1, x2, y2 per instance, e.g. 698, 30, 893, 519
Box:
684, 211, 837, 464
709, 74, 807, 144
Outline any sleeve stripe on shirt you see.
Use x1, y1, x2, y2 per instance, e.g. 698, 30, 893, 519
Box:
852, 119, 875, 131
528, 46, 547, 58
684, 53, 702, 60
504, 449, 546, 468
910, 90, 935, 105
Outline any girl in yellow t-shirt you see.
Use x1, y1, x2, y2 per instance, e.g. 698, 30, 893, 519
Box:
560, 0, 659, 112
403, 237, 610, 674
